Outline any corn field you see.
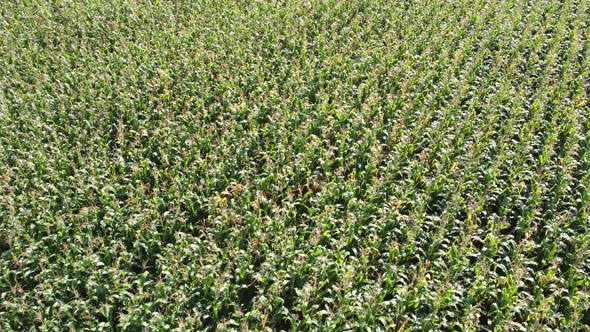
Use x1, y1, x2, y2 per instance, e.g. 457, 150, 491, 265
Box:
1, 0, 590, 330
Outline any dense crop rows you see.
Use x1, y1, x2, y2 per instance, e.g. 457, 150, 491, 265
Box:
1, 0, 590, 330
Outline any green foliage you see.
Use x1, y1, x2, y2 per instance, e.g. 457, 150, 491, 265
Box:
1, 0, 590, 330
